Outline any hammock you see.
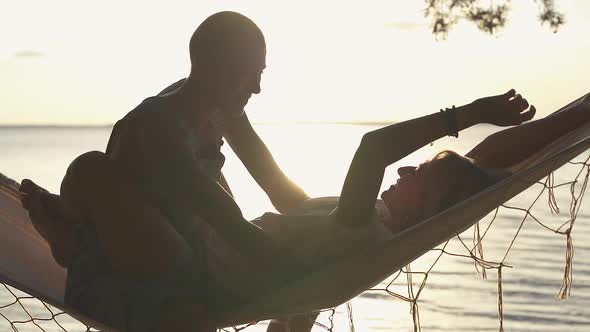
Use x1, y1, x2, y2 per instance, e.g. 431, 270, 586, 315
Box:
0, 93, 588, 331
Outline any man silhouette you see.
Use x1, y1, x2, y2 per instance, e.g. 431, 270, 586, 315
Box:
21, 11, 316, 332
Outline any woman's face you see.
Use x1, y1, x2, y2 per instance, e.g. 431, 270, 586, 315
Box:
380, 159, 446, 223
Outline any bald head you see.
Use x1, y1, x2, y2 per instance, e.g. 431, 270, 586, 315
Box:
187, 12, 266, 117
190, 11, 266, 70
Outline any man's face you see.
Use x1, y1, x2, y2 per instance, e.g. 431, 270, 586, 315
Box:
216, 45, 266, 118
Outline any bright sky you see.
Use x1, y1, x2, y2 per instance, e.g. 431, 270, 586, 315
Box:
0, 0, 589, 125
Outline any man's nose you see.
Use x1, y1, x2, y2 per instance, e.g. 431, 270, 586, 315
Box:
397, 166, 416, 177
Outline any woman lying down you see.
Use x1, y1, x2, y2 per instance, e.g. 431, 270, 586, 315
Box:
19, 90, 589, 332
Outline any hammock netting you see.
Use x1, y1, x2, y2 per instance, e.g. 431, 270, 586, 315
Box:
1, 95, 589, 332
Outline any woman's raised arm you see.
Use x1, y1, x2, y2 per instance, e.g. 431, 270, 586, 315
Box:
466, 95, 590, 170
336, 89, 534, 226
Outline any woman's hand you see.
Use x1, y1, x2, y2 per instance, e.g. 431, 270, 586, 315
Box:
471, 89, 536, 126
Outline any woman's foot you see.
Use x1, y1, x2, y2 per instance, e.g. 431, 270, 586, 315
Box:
20, 179, 55, 240
20, 179, 74, 267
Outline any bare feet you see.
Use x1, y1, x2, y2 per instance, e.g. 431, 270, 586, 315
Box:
20, 179, 56, 240
20, 179, 74, 268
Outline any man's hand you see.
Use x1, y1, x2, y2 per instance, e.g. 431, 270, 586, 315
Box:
471, 89, 536, 126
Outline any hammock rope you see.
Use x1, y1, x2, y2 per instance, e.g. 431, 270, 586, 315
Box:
1, 155, 589, 332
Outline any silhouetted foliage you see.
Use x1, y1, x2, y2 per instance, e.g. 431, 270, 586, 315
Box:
424, 0, 565, 38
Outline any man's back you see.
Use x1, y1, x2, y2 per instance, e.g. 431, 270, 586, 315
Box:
103, 96, 225, 243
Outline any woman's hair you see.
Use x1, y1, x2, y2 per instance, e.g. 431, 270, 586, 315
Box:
429, 150, 505, 216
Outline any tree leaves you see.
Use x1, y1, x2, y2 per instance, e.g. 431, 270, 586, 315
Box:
423, 0, 565, 38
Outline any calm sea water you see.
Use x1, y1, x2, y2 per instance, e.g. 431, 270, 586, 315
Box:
0, 125, 589, 332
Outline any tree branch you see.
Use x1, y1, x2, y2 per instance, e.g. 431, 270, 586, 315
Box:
423, 0, 565, 38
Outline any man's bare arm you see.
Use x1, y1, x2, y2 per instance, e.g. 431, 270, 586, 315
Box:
223, 113, 310, 214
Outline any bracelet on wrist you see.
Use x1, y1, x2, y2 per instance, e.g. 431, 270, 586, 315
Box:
440, 105, 459, 138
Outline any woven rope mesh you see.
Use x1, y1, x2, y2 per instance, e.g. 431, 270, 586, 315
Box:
1, 153, 589, 332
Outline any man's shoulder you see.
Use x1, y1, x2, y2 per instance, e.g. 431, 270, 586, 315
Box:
107, 97, 177, 152
123, 77, 188, 125
120, 97, 183, 132
122, 96, 161, 124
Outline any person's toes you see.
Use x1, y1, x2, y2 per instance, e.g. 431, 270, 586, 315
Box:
21, 180, 55, 214
20, 179, 44, 208
20, 180, 33, 209
20, 179, 36, 195
21, 179, 47, 195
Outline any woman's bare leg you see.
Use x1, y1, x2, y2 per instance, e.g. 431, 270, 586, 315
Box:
60, 151, 192, 277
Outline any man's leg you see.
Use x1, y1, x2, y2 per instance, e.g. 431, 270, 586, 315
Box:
60, 151, 192, 277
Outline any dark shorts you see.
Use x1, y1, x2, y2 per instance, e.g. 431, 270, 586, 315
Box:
64, 223, 242, 332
